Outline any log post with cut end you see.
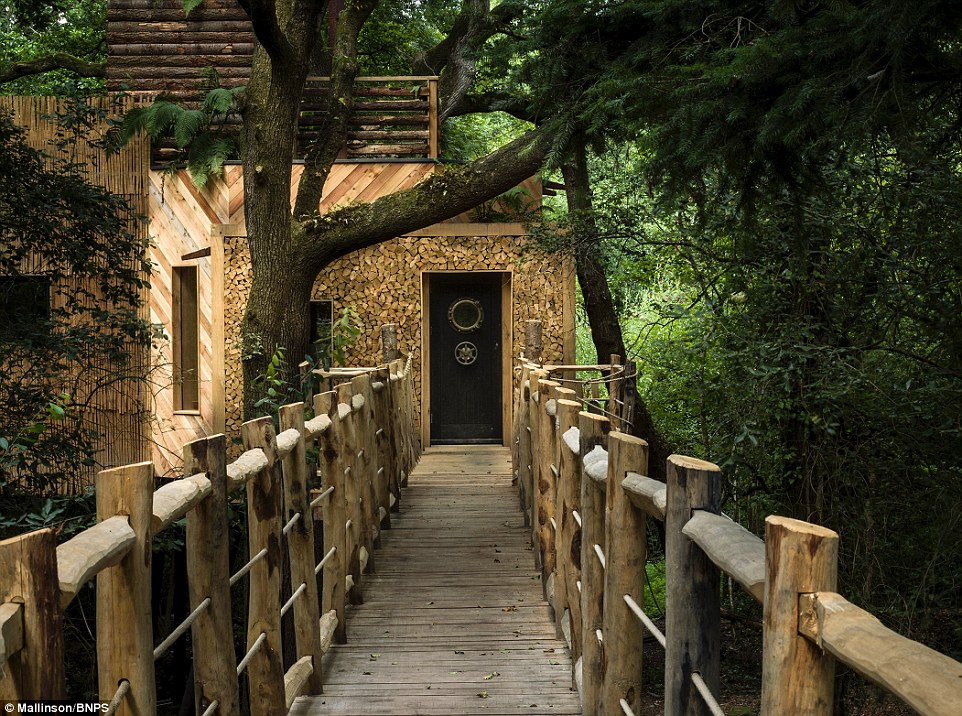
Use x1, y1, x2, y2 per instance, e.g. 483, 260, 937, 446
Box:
515, 366, 532, 526
528, 370, 546, 567
96, 461, 155, 716
335, 382, 364, 605
240, 417, 286, 716
537, 380, 560, 595
381, 324, 401, 363
352, 374, 380, 558
314, 391, 347, 644
664, 455, 721, 716
602, 432, 649, 715
761, 516, 838, 715
372, 366, 396, 525
525, 319, 543, 364
579, 412, 610, 716
183, 435, 239, 716
0, 529, 64, 701
555, 397, 583, 671
278, 404, 323, 694
549, 390, 577, 639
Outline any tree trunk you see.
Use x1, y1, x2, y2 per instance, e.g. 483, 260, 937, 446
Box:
239, 38, 315, 417
562, 140, 673, 482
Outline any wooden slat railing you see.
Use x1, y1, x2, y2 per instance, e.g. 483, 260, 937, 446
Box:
296, 76, 439, 161
0, 353, 420, 715
515, 357, 962, 716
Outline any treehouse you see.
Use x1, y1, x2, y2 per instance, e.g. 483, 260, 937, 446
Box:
105, 0, 577, 473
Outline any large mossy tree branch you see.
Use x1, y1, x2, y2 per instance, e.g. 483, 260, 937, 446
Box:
413, 0, 524, 120
300, 123, 551, 269
0, 54, 106, 85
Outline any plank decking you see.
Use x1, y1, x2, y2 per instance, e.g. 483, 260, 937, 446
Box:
290, 446, 582, 716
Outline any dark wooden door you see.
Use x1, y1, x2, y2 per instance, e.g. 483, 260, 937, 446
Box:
429, 273, 502, 444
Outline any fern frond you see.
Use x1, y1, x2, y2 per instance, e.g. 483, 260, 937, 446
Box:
202, 87, 234, 116
174, 109, 207, 148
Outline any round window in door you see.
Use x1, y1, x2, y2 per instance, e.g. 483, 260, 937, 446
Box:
448, 298, 483, 333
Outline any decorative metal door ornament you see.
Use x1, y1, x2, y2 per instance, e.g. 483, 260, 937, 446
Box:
455, 341, 478, 365
448, 298, 483, 333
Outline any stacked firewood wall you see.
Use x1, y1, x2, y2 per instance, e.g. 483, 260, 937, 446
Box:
223, 233, 573, 449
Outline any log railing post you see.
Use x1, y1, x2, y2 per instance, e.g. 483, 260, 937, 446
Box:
352, 374, 380, 558
381, 324, 401, 363
183, 435, 239, 716
525, 319, 543, 364
516, 366, 532, 526
278, 404, 324, 694
528, 370, 546, 565
537, 379, 560, 595
579, 412, 610, 716
664, 455, 722, 716
96, 461, 155, 716
240, 418, 286, 716
555, 397, 583, 673
761, 516, 838, 714
0, 529, 64, 701
602, 432, 649, 715
548, 390, 576, 636
335, 383, 364, 605
314, 391, 348, 644
373, 367, 396, 524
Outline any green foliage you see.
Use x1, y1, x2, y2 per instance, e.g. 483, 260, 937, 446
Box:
315, 306, 361, 370
0, 97, 155, 494
0, 0, 106, 96
542, 0, 962, 632
115, 80, 244, 188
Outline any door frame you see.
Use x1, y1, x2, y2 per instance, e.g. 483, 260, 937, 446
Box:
421, 270, 513, 447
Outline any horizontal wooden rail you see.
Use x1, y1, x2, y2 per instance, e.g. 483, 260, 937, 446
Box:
798, 592, 962, 715
514, 353, 962, 716
56, 515, 135, 609
1, 339, 422, 715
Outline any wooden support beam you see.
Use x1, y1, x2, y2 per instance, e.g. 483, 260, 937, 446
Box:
664, 455, 721, 716
183, 435, 239, 716
0, 529, 63, 700
761, 516, 837, 715
96, 462, 155, 716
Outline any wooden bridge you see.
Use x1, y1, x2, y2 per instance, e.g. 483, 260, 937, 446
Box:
2, 354, 962, 716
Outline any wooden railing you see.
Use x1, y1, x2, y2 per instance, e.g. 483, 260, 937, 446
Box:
515, 361, 962, 716
299, 76, 440, 160
0, 355, 420, 715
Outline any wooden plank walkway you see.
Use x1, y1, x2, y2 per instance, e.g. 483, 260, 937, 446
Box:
291, 446, 582, 716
